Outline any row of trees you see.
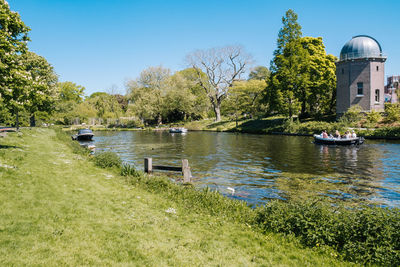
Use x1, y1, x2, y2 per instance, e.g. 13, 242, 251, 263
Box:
1, 2, 337, 127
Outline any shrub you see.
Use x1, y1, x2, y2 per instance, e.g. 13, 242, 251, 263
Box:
339, 105, 363, 126
93, 152, 121, 169
255, 200, 400, 265
385, 103, 400, 122
120, 164, 141, 177
366, 110, 382, 124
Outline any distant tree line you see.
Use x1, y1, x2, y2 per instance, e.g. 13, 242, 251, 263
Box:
0, 2, 337, 127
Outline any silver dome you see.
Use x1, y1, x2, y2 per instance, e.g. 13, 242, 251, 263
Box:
340, 35, 383, 61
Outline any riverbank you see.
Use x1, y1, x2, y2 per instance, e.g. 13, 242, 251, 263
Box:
61, 115, 400, 139
0, 128, 351, 266
182, 117, 400, 139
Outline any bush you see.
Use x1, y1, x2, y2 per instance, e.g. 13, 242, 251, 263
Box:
339, 105, 363, 126
385, 103, 400, 122
255, 200, 400, 265
120, 164, 141, 177
93, 152, 121, 169
366, 110, 382, 124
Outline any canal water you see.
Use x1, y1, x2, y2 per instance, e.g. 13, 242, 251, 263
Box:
92, 131, 400, 207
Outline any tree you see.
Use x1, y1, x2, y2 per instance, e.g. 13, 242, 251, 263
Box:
0, 0, 31, 128
58, 81, 85, 103
186, 45, 253, 122
53, 82, 86, 124
269, 37, 336, 118
22, 51, 58, 126
272, 9, 302, 61
176, 68, 210, 119
223, 79, 267, 126
126, 66, 170, 124
248, 66, 270, 81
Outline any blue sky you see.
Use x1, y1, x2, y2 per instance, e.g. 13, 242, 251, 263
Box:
8, 0, 400, 96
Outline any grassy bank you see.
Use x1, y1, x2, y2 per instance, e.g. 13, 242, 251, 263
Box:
183, 117, 400, 139
0, 128, 351, 266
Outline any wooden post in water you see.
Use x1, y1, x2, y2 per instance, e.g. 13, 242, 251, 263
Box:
182, 159, 191, 183
144, 158, 152, 173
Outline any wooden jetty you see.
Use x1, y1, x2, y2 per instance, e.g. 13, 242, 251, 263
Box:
144, 158, 191, 183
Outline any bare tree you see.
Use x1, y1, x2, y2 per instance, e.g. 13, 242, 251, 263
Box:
186, 45, 252, 121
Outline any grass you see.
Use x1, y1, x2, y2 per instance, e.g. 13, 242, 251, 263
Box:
0, 127, 353, 266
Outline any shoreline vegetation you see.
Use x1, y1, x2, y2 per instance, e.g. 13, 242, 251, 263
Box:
1, 127, 399, 265
63, 114, 400, 140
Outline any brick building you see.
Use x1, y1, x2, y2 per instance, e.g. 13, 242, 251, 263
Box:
385, 76, 399, 103
336, 35, 386, 115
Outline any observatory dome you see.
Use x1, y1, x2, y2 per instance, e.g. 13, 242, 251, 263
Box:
340, 35, 383, 61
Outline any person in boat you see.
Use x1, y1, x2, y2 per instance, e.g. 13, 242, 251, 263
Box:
322, 130, 328, 139
334, 130, 341, 139
351, 130, 357, 138
344, 131, 351, 139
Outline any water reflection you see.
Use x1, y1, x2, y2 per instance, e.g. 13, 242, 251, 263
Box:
93, 131, 400, 207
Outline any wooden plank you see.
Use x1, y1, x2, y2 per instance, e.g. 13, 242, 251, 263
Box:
144, 158, 152, 173
153, 165, 182, 172
182, 159, 191, 183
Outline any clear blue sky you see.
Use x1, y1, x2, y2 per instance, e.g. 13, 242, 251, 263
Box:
8, 0, 400, 96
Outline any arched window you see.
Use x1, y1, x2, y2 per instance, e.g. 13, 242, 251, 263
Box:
375, 89, 380, 103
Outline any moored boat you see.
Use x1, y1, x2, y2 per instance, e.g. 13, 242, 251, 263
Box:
169, 127, 188, 133
72, 129, 94, 141
313, 134, 364, 145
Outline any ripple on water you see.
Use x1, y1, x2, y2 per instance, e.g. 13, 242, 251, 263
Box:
93, 131, 400, 207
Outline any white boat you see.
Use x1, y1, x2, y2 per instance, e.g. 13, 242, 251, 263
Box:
169, 127, 188, 133
313, 134, 364, 145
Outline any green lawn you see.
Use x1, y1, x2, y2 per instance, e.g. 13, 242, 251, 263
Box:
0, 128, 353, 266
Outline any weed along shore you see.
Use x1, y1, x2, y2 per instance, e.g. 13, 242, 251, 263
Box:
1, 128, 399, 265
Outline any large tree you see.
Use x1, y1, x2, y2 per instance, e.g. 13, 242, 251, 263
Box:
22, 51, 58, 126
126, 66, 170, 124
269, 37, 336, 118
0, 0, 30, 128
186, 45, 253, 122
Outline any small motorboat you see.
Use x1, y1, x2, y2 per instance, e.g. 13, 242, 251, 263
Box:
169, 127, 188, 133
313, 134, 364, 145
72, 129, 94, 141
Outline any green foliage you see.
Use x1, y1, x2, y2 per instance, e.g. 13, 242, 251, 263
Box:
255, 200, 400, 265
248, 66, 270, 81
366, 110, 382, 125
282, 119, 345, 134
58, 81, 85, 103
120, 164, 142, 177
93, 151, 122, 169
268, 36, 336, 118
339, 105, 363, 126
272, 9, 302, 61
223, 79, 267, 120
358, 126, 400, 138
385, 103, 400, 122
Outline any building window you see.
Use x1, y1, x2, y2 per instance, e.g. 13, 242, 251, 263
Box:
375, 89, 380, 102
357, 82, 363, 96
376, 66, 379, 71
342, 68, 344, 74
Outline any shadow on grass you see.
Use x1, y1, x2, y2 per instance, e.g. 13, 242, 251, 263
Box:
233, 118, 286, 133
206, 120, 231, 129
0, 144, 20, 149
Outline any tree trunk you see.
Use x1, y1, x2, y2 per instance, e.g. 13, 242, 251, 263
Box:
30, 114, 36, 127
214, 106, 221, 122
15, 111, 20, 131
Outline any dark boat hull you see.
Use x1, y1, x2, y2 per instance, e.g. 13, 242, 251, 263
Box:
313, 135, 364, 145
76, 134, 94, 141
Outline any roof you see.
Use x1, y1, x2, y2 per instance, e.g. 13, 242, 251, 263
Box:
339, 35, 384, 61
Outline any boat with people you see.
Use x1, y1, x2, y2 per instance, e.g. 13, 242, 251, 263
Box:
169, 127, 188, 133
72, 128, 94, 141
314, 134, 364, 146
